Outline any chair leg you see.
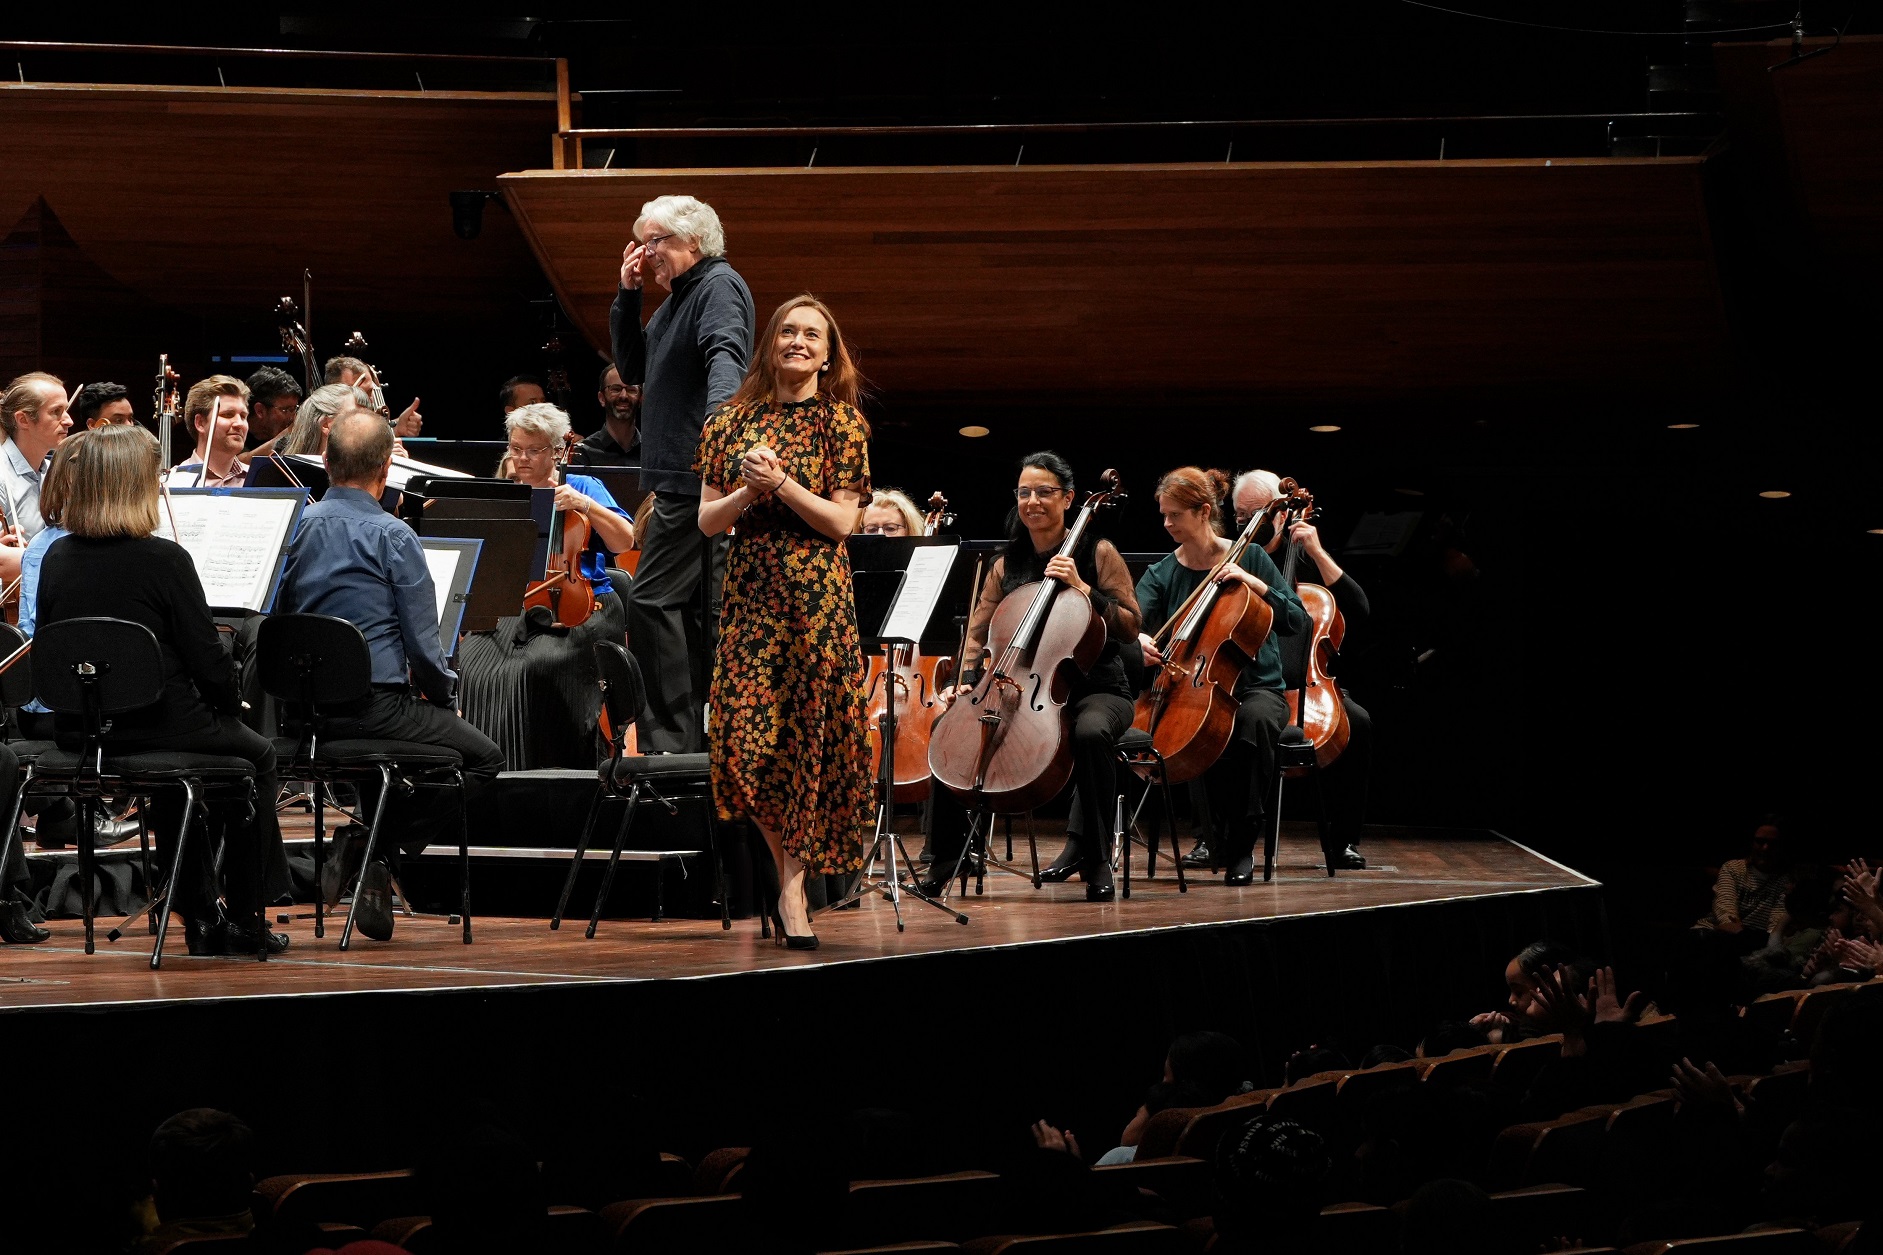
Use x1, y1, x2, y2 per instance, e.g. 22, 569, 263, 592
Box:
1114, 787, 1131, 900
311, 778, 326, 939
652, 854, 668, 922
151, 781, 199, 969
137, 800, 157, 933
1004, 814, 1013, 861
458, 771, 472, 945
1162, 773, 1187, 893
1310, 768, 1337, 878
247, 781, 268, 964
0, 771, 31, 916
1263, 774, 1286, 884
339, 766, 393, 952
1025, 811, 1041, 888
707, 806, 730, 931
78, 796, 97, 955
551, 784, 606, 931
587, 783, 642, 940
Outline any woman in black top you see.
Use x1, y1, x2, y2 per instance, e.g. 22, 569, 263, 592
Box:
35, 425, 288, 955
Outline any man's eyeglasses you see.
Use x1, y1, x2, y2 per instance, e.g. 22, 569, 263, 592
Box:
602, 385, 637, 398
1013, 486, 1069, 501
640, 233, 674, 251
860, 523, 909, 536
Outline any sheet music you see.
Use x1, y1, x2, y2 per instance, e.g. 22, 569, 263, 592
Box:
878, 544, 958, 642
389, 454, 471, 488
154, 491, 302, 612
423, 546, 460, 624
1344, 510, 1422, 556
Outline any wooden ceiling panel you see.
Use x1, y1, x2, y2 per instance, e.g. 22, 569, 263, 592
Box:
500, 160, 1727, 399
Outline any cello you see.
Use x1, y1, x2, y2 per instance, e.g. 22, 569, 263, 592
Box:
521, 433, 600, 629
1274, 492, 1352, 771
929, 469, 1126, 813
863, 492, 955, 803
1131, 478, 1310, 783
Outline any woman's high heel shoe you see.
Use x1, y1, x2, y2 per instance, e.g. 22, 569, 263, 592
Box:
768, 903, 819, 951
1037, 840, 1085, 885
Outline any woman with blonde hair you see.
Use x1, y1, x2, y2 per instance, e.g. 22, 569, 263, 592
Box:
697, 294, 873, 948
34, 424, 289, 955
855, 487, 927, 537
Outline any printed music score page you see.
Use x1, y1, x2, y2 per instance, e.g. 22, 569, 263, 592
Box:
877, 544, 958, 643
154, 488, 305, 613
424, 547, 460, 624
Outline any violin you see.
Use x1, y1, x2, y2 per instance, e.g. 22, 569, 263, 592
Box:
1131, 477, 1310, 783
522, 432, 599, 629
1276, 494, 1351, 771
863, 492, 956, 803
929, 469, 1126, 813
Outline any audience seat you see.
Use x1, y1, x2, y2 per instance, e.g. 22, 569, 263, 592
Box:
602, 1193, 742, 1253
844, 1171, 1001, 1246
1812, 1221, 1864, 1254
140, 1238, 248, 1254
1417, 1042, 1499, 1086
1262, 1074, 1338, 1128
1090, 1155, 1211, 1219
373, 1205, 603, 1252
693, 1145, 749, 1195
1487, 1110, 1607, 1191
1333, 1061, 1420, 1112
253, 1169, 422, 1229
1488, 1184, 1592, 1250
1792, 985, 1857, 1049
1621, 1229, 1810, 1255
959, 1221, 1193, 1253
1741, 1063, 1811, 1127
1744, 990, 1806, 1035
820, 1244, 960, 1254
1316, 1200, 1399, 1255
1490, 1035, 1563, 1097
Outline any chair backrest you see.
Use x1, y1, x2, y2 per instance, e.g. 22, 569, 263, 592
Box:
257, 613, 375, 712
31, 617, 165, 720
0, 621, 31, 711
254, 1169, 422, 1229
846, 1171, 1001, 1246
601, 1193, 741, 1252
593, 640, 644, 749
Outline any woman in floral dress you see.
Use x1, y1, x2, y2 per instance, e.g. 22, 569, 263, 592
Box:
696, 295, 873, 949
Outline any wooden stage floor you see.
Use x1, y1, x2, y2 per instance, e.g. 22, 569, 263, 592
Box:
0, 826, 1595, 1014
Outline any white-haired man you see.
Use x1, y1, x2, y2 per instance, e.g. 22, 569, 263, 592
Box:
610, 194, 755, 752
1221, 470, 1373, 871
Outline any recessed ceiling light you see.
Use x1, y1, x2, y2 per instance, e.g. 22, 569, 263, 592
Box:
1869, 528, 1883, 535
1393, 487, 1425, 497
957, 425, 989, 438
1308, 424, 1342, 433
1667, 422, 1700, 429
1758, 490, 1791, 499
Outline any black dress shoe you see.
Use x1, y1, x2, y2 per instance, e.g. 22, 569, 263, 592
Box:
352, 860, 395, 942
1181, 841, 1215, 870
1327, 845, 1366, 870
221, 915, 291, 955
1038, 841, 1085, 884
1084, 861, 1116, 903
184, 914, 227, 956
914, 868, 955, 898
0, 900, 49, 944
1224, 852, 1256, 886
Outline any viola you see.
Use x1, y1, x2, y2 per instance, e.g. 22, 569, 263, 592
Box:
1131, 478, 1310, 783
521, 433, 599, 629
1276, 496, 1351, 771
929, 469, 1126, 813
863, 492, 955, 802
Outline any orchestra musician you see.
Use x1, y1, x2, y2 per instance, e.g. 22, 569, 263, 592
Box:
325, 355, 422, 437
856, 488, 925, 538
1228, 470, 1372, 871
696, 294, 874, 950
499, 375, 548, 416
1, 372, 75, 572
277, 408, 505, 941
172, 376, 252, 487
0, 746, 45, 944
36, 424, 289, 955
273, 383, 371, 458
922, 451, 1143, 903
613, 194, 755, 753
74, 382, 136, 429
243, 366, 304, 448
1139, 467, 1306, 885
577, 364, 641, 466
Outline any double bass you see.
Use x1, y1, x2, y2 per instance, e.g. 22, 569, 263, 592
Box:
863, 493, 955, 803
1131, 478, 1311, 783
1274, 491, 1352, 771
522, 433, 600, 629
929, 469, 1126, 813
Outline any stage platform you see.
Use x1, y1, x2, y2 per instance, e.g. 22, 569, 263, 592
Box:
0, 826, 1593, 1013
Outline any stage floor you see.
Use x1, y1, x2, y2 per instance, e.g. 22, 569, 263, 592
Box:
0, 826, 1594, 1014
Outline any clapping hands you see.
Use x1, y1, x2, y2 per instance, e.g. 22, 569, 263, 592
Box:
740, 445, 785, 496
1030, 1120, 1083, 1160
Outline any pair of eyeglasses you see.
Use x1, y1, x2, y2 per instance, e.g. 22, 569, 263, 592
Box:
1013, 486, 1069, 501
640, 233, 674, 251
860, 523, 909, 536
602, 385, 637, 397
506, 443, 553, 459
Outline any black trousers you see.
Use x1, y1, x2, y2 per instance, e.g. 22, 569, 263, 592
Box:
627, 491, 726, 753
317, 690, 506, 857
928, 691, 1135, 868
118, 716, 285, 920
0, 743, 25, 898
1201, 688, 1291, 864
1325, 696, 1373, 848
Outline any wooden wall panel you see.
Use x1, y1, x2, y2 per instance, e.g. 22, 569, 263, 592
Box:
0, 83, 557, 323
499, 160, 1727, 399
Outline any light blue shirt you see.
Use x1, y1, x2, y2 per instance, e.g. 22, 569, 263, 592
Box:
18, 524, 67, 713
0, 440, 46, 540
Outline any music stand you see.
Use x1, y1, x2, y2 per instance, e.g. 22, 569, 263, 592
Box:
418, 536, 483, 656
824, 537, 970, 929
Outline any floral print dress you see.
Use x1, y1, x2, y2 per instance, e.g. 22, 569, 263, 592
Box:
695, 395, 872, 874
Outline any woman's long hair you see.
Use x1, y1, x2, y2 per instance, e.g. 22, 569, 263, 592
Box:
60, 424, 162, 539
729, 294, 869, 426
1000, 450, 1096, 595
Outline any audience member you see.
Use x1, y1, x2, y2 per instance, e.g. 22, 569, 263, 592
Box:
1471, 939, 1594, 1043
1282, 1044, 1350, 1085
131, 1108, 257, 1253
1358, 1042, 1413, 1069
1743, 872, 1833, 992
415, 1120, 546, 1254
1695, 816, 1794, 948
1212, 1115, 1329, 1254
1416, 1020, 1490, 1059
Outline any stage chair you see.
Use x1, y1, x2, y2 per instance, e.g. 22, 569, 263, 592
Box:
255, 1168, 423, 1229
1262, 725, 1335, 882
1620, 1230, 1811, 1255
26, 617, 259, 967
1112, 729, 1187, 898
550, 641, 727, 939
257, 613, 470, 949
602, 1193, 742, 1253
959, 1220, 1193, 1253
844, 1171, 1001, 1246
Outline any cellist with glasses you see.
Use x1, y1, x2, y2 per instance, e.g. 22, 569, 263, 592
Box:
1137, 467, 1306, 885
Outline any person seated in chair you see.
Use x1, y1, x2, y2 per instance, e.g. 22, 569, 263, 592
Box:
277, 407, 505, 941
130, 1108, 259, 1254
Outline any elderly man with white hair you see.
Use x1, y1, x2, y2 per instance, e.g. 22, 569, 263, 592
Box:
610, 194, 755, 752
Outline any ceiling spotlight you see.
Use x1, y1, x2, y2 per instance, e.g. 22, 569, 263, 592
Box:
1308, 424, 1342, 433
1758, 490, 1791, 499
957, 425, 989, 438
1667, 422, 1700, 429
1868, 528, 1883, 535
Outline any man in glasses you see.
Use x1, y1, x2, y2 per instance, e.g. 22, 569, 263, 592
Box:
577, 363, 641, 467
611, 194, 755, 753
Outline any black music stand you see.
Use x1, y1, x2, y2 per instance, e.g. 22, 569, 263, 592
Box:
824, 537, 970, 929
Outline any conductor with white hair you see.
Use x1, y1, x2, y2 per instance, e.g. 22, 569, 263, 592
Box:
611, 194, 755, 752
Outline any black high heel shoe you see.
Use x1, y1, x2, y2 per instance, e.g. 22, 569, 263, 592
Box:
1038, 840, 1085, 884
0, 900, 49, 944
1083, 860, 1116, 903
768, 901, 819, 951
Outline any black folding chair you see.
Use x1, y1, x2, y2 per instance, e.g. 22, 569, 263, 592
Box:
25, 617, 258, 966
257, 614, 470, 949
551, 641, 727, 939
1113, 728, 1188, 898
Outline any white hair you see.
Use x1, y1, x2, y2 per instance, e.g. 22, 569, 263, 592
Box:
635, 195, 726, 258
1234, 469, 1282, 504
505, 401, 572, 446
